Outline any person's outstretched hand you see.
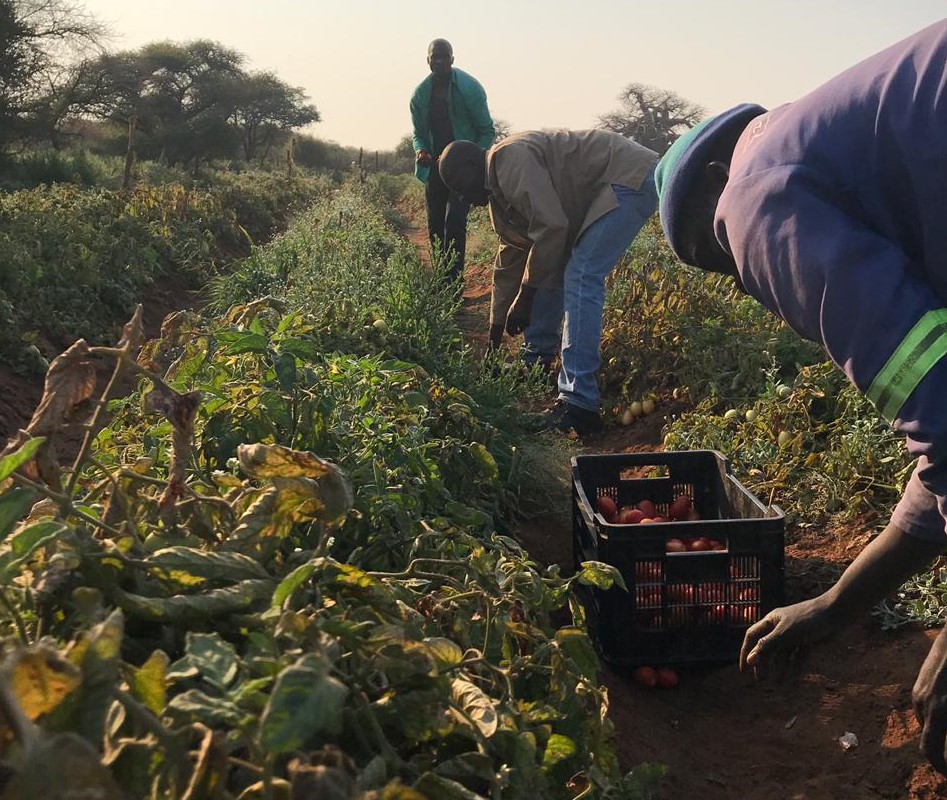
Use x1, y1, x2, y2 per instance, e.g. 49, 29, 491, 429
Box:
506, 286, 537, 336
913, 627, 947, 775
739, 596, 843, 677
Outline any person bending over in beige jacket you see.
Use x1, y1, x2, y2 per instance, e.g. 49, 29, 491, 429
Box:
438, 129, 658, 435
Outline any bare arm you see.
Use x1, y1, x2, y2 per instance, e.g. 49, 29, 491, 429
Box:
741, 522, 943, 669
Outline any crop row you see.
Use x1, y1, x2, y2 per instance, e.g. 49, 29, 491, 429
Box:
0, 178, 662, 799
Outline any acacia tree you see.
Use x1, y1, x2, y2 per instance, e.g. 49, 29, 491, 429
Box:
74, 42, 320, 173
597, 83, 704, 155
225, 72, 319, 163
0, 0, 31, 140
0, 0, 105, 149
74, 40, 245, 169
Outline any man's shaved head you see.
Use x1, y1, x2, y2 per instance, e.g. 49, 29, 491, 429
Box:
427, 39, 454, 78
428, 39, 453, 58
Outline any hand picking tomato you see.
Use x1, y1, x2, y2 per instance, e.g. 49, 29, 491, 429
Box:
633, 665, 658, 688
656, 667, 679, 689
596, 495, 618, 522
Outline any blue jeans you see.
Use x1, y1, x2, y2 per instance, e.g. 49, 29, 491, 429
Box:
523, 170, 658, 411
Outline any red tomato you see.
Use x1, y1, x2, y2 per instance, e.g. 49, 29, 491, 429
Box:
638, 587, 661, 606
688, 538, 712, 552
686, 509, 702, 521
736, 605, 758, 623
708, 539, 726, 551
665, 538, 687, 553
651, 515, 672, 523
596, 495, 618, 522
635, 562, 663, 581
656, 667, 679, 689
668, 495, 692, 520
633, 666, 658, 689
638, 517, 655, 524
618, 507, 645, 524
700, 583, 726, 603
667, 584, 694, 603
635, 499, 656, 518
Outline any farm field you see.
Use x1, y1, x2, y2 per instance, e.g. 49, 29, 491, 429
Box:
400, 199, 947, 800
0, 177, 947, 800
8, 4, 947, 797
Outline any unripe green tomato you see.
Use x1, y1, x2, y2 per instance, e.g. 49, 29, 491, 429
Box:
372, 318, 389, 333
777, 430, 792, 447
745, 409, 759, 422
642, 398, 656, 415
776, 385, 793, 400
629, 400, 643, 416
724, 409, 740, 421
621, 408, 635, 426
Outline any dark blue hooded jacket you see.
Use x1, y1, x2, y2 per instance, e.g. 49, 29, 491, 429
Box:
717, 20, 947, 540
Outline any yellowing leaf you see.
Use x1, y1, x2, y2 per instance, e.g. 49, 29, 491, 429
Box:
127, 650, 169, 715
259, 654, 348, 754
237, 443, 333, 479
8, 647, 81, 720
424, 637, 464, 668
542, 733, 577, 767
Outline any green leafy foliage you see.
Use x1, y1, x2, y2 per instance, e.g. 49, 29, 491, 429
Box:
662, 361, 909, 527
601, 218, 823, 408
0, 179, 644, 798
0, 173, 328, 372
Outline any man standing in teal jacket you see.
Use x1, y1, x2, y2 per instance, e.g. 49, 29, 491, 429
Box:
410, 39, 495, 285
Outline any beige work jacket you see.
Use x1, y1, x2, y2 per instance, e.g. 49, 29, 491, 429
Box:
486, 129, 657, 326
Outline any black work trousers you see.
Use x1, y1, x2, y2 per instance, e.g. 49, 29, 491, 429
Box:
425, 166, 470, 284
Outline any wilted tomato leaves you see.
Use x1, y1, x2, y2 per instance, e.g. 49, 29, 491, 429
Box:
259, 654, 349, 754
7, 646, 81, 720
450, 677, 498, 738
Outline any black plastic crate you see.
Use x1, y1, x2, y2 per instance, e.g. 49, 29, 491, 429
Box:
572, 450, 785, 667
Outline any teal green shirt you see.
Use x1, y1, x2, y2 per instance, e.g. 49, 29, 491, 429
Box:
410, 68, 495, 183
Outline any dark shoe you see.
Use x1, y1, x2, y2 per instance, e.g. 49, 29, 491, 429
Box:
543, 402, 603, 436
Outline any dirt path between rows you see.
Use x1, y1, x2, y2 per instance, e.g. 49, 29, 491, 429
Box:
398, 212, 947, 799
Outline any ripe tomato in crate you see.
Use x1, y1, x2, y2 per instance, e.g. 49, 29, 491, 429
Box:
571, 450, 785, 667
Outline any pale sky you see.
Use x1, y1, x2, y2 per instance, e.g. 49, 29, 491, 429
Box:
78, 0, 947, 152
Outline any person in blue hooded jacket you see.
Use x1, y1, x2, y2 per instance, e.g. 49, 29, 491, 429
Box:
654, 19, 947, 774
410, 39, 495, 285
